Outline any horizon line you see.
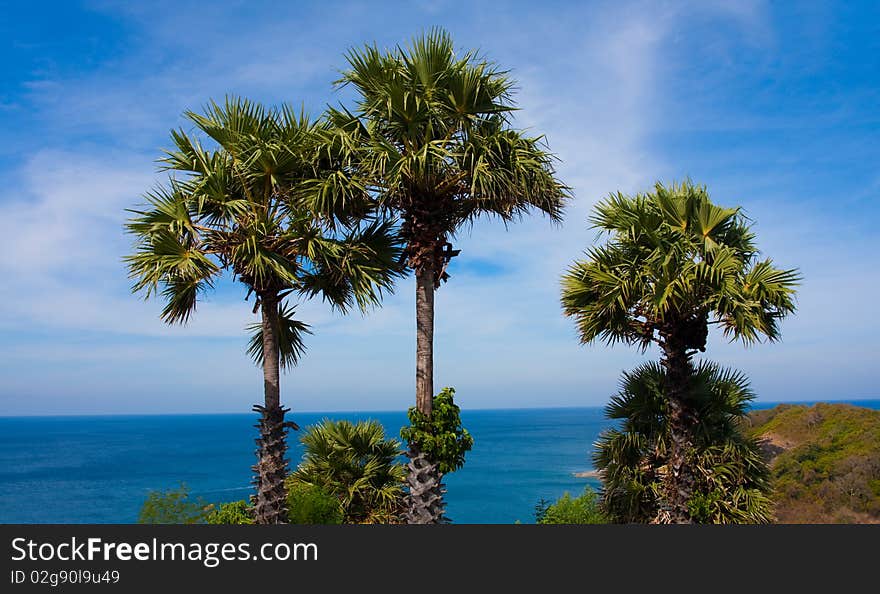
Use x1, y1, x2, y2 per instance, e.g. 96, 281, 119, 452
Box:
1, 397, 878, 420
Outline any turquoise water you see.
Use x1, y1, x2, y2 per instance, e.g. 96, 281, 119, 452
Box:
1, 401, 878, 524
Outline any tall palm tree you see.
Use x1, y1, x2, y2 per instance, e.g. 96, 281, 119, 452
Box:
125, 98, 403, 524
594, 361, 774, 524
289, 419, 406, 523
302, 29, 570, 522
561, 180, 799, 523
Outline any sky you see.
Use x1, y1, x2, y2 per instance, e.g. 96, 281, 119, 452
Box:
0, 0, 877, 415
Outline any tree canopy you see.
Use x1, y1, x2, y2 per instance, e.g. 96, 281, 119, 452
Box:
561, 180, 800, 352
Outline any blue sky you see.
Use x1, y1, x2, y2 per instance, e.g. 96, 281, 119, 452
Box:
0, 0, 877, 415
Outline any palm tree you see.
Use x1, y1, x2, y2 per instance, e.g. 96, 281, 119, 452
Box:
289, 419, 406, 523
125, 98, 403, 524
302, 29, 570, 522
594, 361, 774, 524
561, 180, 799, 523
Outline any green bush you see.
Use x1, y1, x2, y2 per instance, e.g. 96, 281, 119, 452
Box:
400, 387, 473, 474
138, 483, 209, 524
537, 488, 609, 524
286, 481, 344, 525
205, 500, 254, 525
290, 419, 404, 523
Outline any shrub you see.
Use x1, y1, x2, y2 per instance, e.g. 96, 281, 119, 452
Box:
537, 488, 609, 524
290, 419, 405, 523
533, 497, 552, 523
400, 387, 473, 474
285, 482, 344, 525
205, 500, 254, 525
138, 483, 209, 524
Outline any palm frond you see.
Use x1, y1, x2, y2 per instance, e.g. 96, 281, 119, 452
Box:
298, 219, 405, 313
246, 302, 312, 370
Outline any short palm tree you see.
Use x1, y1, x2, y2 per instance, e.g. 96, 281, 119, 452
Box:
303, 29, 570, 522
290, 419, 406, 523
561, 180, 798, 523
594, 361, 774, 524
125, 98, 403, 524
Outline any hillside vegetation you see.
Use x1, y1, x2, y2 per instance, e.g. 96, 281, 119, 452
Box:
746, 403, 880, 523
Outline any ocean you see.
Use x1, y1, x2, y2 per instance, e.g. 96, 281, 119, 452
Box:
1, 401, 878, 524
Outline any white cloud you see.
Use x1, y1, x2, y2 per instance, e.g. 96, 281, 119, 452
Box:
0, 150, 260, 337
0, 150, 152, 277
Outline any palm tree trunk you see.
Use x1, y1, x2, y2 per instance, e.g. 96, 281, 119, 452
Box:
261, 294, 281, 410
656, 332, 696, 524
252, 293, 290, 524
405, 262, 447, 524
415, 263, 435, 416
404, 444, 448, 524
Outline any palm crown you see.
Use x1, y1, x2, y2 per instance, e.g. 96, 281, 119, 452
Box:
125, 98, 403, 360
561, 180, 800, 352
304, 28, 569, 276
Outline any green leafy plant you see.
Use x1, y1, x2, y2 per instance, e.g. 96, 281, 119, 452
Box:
285, 482, 344, 525
138, 483, 209, 524
205, 500, 254, 525
400, 387, 474, 475
533, 497, 552, 523
537, 488, 609, 524
289, 419, 405, 523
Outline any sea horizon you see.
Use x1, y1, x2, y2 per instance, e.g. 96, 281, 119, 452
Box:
2, 397, 878, 419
